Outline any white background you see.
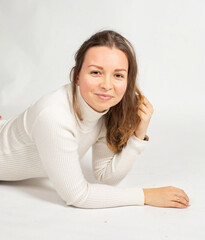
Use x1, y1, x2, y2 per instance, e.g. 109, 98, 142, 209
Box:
0, 0, 205, 239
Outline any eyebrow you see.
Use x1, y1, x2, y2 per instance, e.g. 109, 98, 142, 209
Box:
88, 64, 127, 72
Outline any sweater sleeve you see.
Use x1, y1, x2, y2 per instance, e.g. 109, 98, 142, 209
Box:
92, 123, 149, 185
31, 106, 145, 209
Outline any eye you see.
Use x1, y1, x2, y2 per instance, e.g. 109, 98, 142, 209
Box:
91, 71, 101, 75
115, 74, 124, 78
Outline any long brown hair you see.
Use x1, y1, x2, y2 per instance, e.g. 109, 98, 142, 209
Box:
69, 29, 144, 153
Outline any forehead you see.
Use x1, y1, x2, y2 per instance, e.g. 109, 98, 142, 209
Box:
83, 46, 128, 68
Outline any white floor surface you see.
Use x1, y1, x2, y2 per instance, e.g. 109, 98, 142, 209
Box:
0, 107, 204, 240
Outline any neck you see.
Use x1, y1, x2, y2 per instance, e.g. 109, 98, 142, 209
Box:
76, 84, 109, 122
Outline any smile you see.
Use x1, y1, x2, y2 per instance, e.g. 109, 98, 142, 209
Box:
96, 94, 113, 101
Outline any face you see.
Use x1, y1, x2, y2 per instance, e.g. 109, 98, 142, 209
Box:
76, 46, 128, 113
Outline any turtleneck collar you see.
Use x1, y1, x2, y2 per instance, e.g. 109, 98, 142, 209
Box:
76, 85, 109, 123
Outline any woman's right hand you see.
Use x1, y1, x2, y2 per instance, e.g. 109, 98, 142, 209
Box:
143, 186, 190, 208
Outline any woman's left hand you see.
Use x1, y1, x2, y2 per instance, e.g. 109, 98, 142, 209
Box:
134, 96, 154, 140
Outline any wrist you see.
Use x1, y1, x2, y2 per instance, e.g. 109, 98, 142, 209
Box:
134, 132, 146, 140
143, 188, 151, 205
143, 188, 147, 204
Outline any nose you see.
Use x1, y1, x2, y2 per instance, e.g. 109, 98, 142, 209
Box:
99, 75, 113, 90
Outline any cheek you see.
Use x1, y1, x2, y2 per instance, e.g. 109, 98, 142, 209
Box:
115, 82, 127, 97
81, 75, 98, 90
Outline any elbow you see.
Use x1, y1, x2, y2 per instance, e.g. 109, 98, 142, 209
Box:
59, 183, 90, 208
94, 171, 108, 184
94, 173, 121, 186
93, 167, 122, 185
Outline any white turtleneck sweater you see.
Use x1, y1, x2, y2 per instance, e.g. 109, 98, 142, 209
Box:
0, 83, 149, 209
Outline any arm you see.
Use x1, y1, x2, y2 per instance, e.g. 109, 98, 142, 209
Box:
31, 106, 145, 209
92, 123, 149, 185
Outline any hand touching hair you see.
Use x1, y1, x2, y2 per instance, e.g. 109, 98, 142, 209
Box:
134, 95, 154, 140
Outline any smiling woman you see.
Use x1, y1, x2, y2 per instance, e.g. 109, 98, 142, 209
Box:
70, 31, 148, 154
0, 29, 189, 209
75, 46, 128, 114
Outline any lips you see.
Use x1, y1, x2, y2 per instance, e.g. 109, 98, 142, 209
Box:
95, 93, 113, 97
96, 94, 113, 101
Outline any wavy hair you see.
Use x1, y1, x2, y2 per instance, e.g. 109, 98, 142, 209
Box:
69, 29, 144, 153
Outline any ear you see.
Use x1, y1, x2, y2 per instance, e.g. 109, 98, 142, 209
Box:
76, 74, 79, 86
74, 67, 79, 86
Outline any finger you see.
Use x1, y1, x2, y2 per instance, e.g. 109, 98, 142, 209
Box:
177, 197, 189, 206
140, 96, 152, 109
139, 104, 152, 115
138, 96, 151, 110
143, 100, 153, 111
138, 95, 147, 104
137, 110, 150, 122
182, 194, 189, 203
138, 105, 148, 114
137, 110, 146, 119
170, 201, 188, 208
174, 193, 189, 206
178, 189, 190, 202
182, 191, 190, 202
142, 96, 150, 105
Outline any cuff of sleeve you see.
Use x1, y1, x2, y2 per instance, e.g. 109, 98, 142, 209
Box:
122, 187, 145, 206
133, 187, 145, 205
128, 134, 149, 154
143, 135, 149, 141
134, 134, 149, 142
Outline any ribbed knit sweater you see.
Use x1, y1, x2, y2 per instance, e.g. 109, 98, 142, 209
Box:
0, 83, 149, 209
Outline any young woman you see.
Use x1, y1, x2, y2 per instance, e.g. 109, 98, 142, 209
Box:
0, 30, 189, 209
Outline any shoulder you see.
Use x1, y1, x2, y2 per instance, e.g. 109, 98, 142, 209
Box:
27, 83, 72, 116
25, 83, 76, 136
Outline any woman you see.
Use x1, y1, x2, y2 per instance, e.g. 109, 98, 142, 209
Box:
0, 30, 189, 209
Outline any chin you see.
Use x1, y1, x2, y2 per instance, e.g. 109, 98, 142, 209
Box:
95, 106, 109, 113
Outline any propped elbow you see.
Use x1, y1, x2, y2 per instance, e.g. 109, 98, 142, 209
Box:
94, 173, 120, 186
